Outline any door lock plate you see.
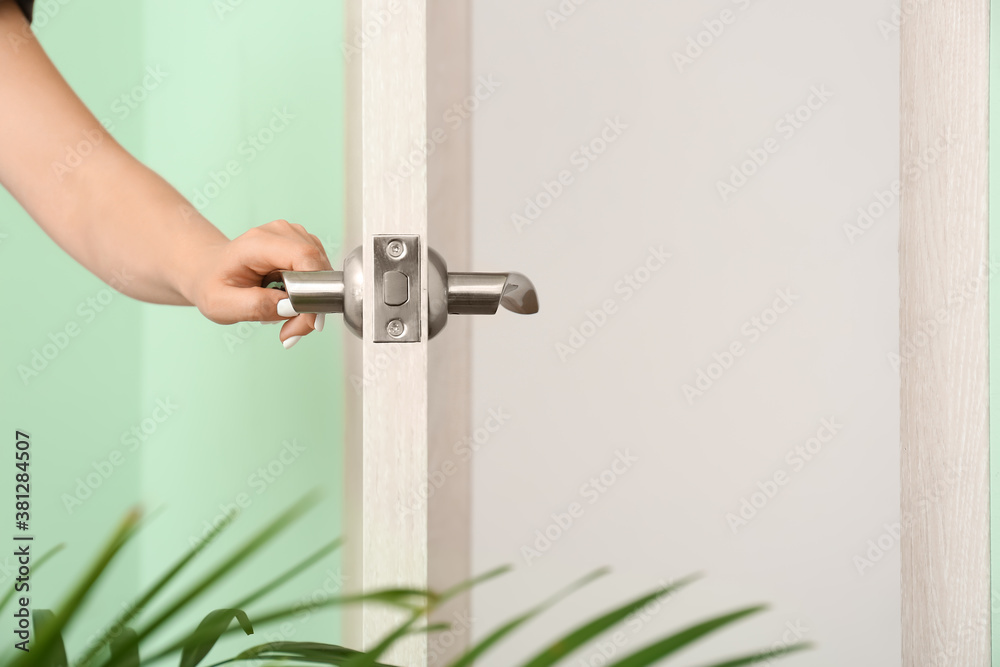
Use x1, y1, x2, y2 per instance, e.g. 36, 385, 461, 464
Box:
373, 235, 421, 342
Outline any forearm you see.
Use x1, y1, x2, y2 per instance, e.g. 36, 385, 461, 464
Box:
60, 150, 229, 305
0, 0, 227, 305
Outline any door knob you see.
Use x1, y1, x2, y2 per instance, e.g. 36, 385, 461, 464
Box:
263, 236, 537, 341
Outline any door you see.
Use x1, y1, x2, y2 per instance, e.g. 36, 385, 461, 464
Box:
324, 2, 990, 666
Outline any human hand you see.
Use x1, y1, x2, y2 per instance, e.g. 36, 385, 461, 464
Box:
185, 220, 331, 348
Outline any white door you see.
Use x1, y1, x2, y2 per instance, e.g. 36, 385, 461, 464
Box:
319, 1, 990, 665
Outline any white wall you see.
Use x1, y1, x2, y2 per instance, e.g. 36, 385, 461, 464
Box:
469, 1, 900, 664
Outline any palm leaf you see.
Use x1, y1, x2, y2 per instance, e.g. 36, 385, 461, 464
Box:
0, 544, 64, 612
78, 510, 238, 666
340, 566, 514, 667
438, 565, 511, 604
411, 623, 451, 635
31, 610, 68, 667
447, 568, 609, 667
233, 539, 342, 609
108, 629, 140, 667
103, 493, 320, 667
521, 574, 699, 667
142, 588, 432, 665
692, 642, 812, 667
211, 641, 393, 666
606, 605, 767, 666
14, 509, 141, 667
179, 609, 254, 667
339, 608, 423, 667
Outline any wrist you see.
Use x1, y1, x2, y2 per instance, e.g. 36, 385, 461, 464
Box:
176, 233, 228, 310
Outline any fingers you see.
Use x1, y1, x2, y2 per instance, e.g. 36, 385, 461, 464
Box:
237, 234, 328, 274
273, 296, 325, 349
292, 225, 331, 267
284, 222, 327, 260
278, 312, 323, 349
251, 221, 330, 348
234, 220, 332, 274
229, 292, 322, 348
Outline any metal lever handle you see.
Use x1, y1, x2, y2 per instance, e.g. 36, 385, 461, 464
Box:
264, 244, 536, 340
271, 271, 345, 313
447, 272, 539, 315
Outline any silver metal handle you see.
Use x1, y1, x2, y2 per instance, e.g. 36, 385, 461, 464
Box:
447, 272, 539, 315
263, 243, 537, 340
276, 271, 345, 313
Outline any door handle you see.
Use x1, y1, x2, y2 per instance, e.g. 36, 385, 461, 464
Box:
446, 272, 539, 315
263, 239, 537, 341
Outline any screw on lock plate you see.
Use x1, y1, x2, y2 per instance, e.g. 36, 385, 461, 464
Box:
386, 240, 405, 258
386, 319, 405, 338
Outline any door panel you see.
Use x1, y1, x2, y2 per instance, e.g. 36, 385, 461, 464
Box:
469, 1, 899, 664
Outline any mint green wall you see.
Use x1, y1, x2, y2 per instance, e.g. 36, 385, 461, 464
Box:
0, 0, 346, 659
135, 0, 347, 654
0, 0, 146, 655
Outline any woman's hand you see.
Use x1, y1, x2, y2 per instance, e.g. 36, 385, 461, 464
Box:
0, 8, 331, 349
186, 220, 332, 348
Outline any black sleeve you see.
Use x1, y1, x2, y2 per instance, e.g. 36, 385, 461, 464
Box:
16, 0, 32, 22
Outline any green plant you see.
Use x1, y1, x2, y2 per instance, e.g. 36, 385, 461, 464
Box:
2, 495, 811, 667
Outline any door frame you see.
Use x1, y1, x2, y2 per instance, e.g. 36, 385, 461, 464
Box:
343, 1, 472, 665
900, 1, 991, 662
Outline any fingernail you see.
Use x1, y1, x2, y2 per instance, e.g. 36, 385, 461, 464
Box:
314, 313, 325, 332
277, 298, 298, 318
282, 335, 302, 350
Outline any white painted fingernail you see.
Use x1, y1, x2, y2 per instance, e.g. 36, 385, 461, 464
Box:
314, 313, 325, 332
277, 298, 298, 318
282, 335, 302, 350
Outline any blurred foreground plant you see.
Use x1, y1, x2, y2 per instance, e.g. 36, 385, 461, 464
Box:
0, 494, 810, 666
